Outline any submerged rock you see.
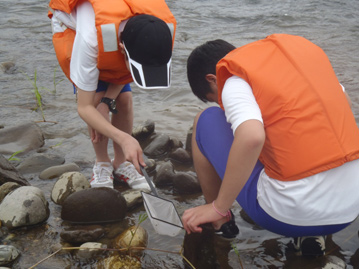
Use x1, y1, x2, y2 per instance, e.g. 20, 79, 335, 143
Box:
143, 133, 171, 157
114, 225, 148, 255
51, 171, 90, 205
40, 163, 80, 179
0, 122, 44, 155
0, 155, 29, 186
16, 153, 65, 175
97, 255, 141, 269
60, 225, 105, 244
0, 245, 20, 266
154, 161, 175, 186
77, 242, 106, 259
0, 182, 20, 203
61, 188, 127, 224
0, 186, 49, 229
173, 171, 201, 194
132, 120, 155, 141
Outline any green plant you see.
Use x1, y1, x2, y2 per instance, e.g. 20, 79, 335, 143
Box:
24, 69, 46, 121
128, 213, 148, 248
231, 243, 244, 269
8, 150, 24, 161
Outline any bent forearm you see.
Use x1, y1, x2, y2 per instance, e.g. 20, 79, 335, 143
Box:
215, 120, 265, 213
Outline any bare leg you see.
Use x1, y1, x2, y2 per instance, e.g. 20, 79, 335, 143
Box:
192, 111, 228, 229
89, 91, 111, 163
112, 91, 133, 169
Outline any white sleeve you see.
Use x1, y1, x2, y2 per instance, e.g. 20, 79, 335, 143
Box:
222, 76, 263, 134
70, 1, 99, 91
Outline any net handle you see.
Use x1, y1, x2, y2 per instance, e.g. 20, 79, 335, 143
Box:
140, 165, 158, 196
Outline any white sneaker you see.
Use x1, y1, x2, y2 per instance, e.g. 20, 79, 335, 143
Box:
113, 161, 150, 191
90, 162, 114, 188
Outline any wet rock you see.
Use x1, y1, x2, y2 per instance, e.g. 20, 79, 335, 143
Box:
122, 189, 145, 209
143, 133, 171, 157
154, 161, 175, 186
40, 163, 80, 179
114, 225, 148, 255
173, 171, 201, 194
170, 138, 184, 149
61, 188, 127, 224
0, 122, 44, 155
77, 242, 106, 259
0, 186, 50, 229
0, 245, 20, 266
0, 182, 20, 203
60, 225, 105, 244
0, 62, 16, 74
98, 255, 141, 269
185, 127, 193, 152
144, 158, 156, 173
16, 153, 65, 174
0, 155, 29, 186
51, 171, 90, 205
169, 148, 192, 164
132, 120, 155, 141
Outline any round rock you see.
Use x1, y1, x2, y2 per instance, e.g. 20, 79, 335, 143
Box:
0, 186, 50, 229
51, 171, 90, 205
61, 188, 127, 224
0, 245, 20, 266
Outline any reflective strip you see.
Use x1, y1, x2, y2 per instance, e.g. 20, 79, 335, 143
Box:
101, 24, 118, 52
167, 23, 174, 39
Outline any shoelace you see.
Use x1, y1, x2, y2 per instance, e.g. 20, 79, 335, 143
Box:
121, 164, 140, 179
96, 166, 113, 182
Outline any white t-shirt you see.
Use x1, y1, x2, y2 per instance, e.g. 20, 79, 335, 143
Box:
51, 1, 127, 91
222, 75, 359, 226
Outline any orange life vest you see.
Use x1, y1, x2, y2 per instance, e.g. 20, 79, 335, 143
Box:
216, 34, 359, 181
48, 0, 176, 85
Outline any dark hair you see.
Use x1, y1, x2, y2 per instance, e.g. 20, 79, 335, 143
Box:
187, 39, 236, 102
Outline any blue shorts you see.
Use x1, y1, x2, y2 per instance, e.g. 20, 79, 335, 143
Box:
73, 81, 132, 93
196, 106, 351, 237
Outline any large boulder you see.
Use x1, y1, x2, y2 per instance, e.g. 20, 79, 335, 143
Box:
61, 188, 127, 224
16, 153, 65, 174
0, 186, 50, 229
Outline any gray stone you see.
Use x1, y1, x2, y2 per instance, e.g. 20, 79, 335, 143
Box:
173, 171, 201, 194
132, 120, 155, 141
16, 153, 65, 174
0, 245, 20, 266
185, 127, 193, 153
61, 188, 127, 224
40, 163, 80, 179
0, 122, 44, 155
60, 225, 105, 244
51, 172, 90, 205
154, 161, 175, 187
0, 186, 50, 229
0, 182, 20, 203
169, 148, 193, 164
0, 62, 16, 74
77, 242, 105, 259
122, 189, 144, 209
169, 138, 184, 149
0, 155, 29, 186
143, 133, 171, 157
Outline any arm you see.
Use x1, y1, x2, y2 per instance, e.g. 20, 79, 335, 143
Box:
182, 119, 265, 234
77, 88, 145, 171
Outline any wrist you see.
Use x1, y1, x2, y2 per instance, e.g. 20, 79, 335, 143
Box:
212, 200, 230, 219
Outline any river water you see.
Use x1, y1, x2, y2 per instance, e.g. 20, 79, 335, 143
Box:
1, 0, 359, 268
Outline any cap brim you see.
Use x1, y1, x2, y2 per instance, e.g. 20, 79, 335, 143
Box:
124, 45, 171, 89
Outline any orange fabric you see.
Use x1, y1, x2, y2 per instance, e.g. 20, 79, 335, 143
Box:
216, 34, 359, 181
49, 0, 176, 85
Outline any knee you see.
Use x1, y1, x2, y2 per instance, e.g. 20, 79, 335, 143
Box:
116, 92, 133, 113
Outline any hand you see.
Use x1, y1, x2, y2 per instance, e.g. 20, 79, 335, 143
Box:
182, 203, 222, 234
91, 102, 111, 143
118, 134, 146, 173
